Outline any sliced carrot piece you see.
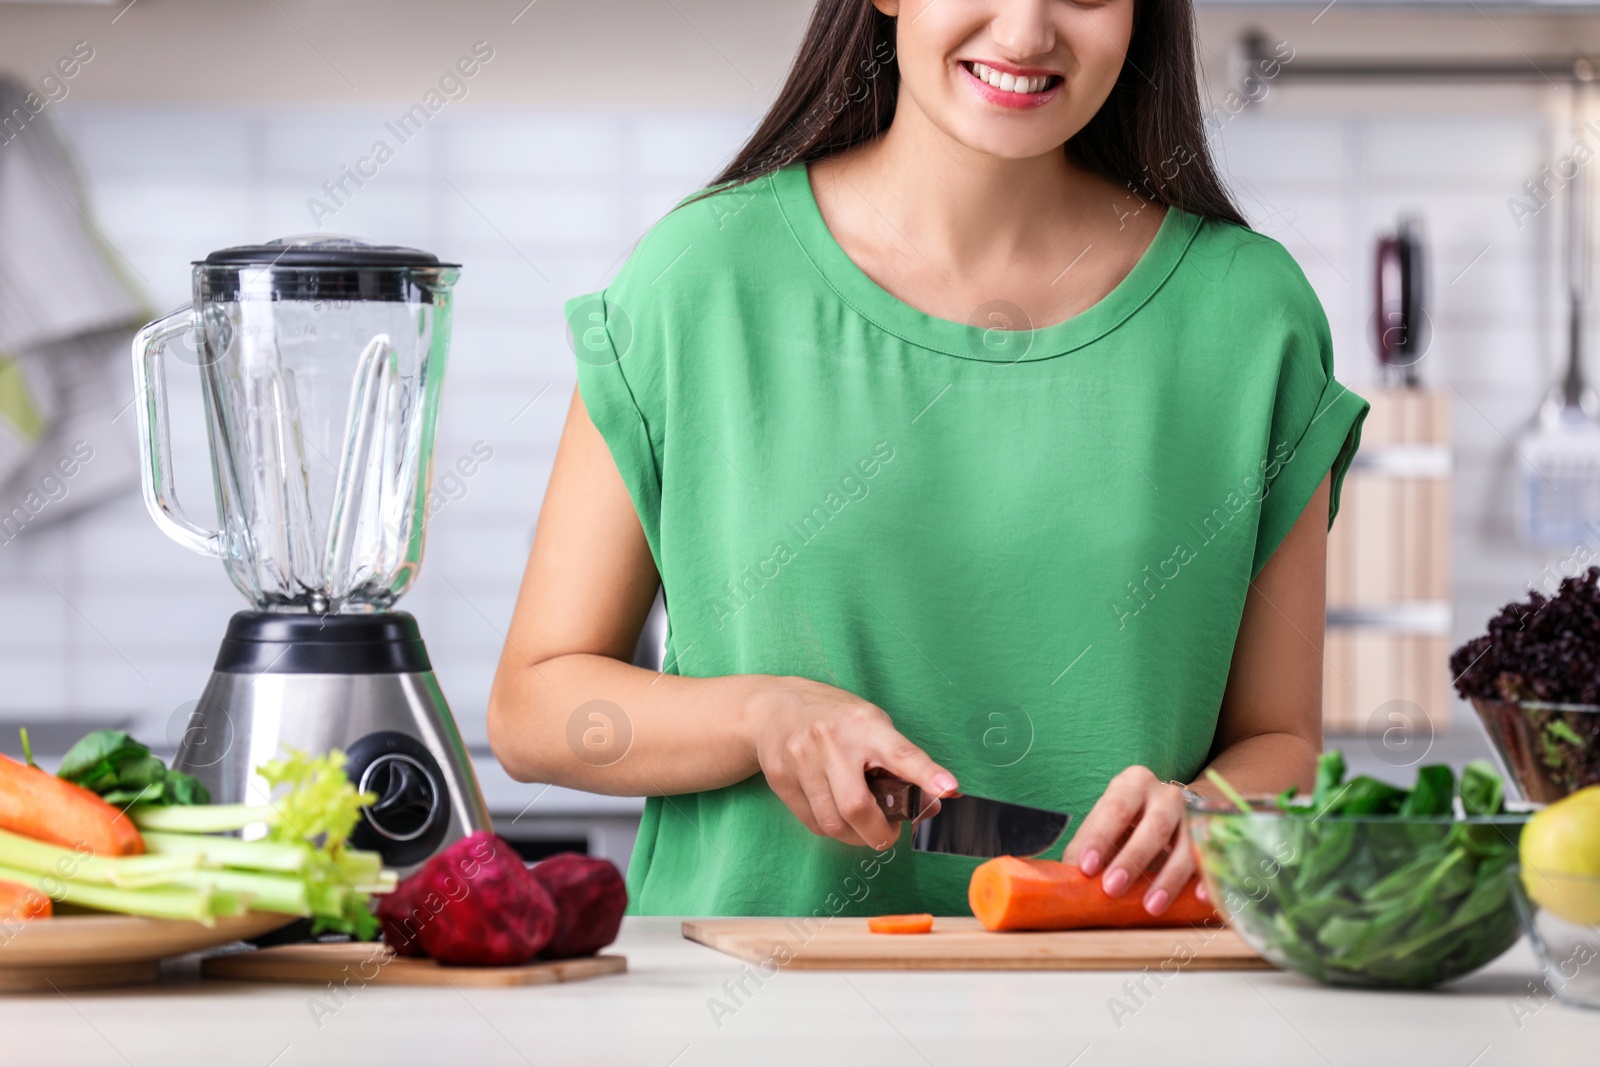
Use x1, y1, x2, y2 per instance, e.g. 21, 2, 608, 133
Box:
868, 913, 934, 934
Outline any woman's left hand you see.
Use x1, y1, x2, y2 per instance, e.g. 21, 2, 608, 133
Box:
1060, 765, 1204, 917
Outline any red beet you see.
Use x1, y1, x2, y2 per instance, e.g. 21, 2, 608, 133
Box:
404, 832, 557, 966
529, 852, 627, 958
374, 876, 428, 957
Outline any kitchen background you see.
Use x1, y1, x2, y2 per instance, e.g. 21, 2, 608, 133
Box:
0, 0, 1594, 866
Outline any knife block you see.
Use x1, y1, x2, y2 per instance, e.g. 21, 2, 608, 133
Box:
1322, 389, 1452, 737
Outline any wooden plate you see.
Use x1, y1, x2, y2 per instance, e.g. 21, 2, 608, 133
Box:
0, 912, 296, 991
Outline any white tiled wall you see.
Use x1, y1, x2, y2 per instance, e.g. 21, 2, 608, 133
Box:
0, 98, 1575, 754
0, 105, 759, 751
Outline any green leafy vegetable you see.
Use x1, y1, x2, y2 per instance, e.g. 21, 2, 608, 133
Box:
131, 749, 382, 938
1399, 765, 1454, 817
259, 749, 380, 938
258, 748, 369, 854
1198, 752, 1523, 989
3, 744, 392, 932
1459, 760, 1505, 818
56, 730, 210, 807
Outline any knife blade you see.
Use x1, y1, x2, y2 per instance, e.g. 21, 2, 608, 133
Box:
866, 772, 1071, 859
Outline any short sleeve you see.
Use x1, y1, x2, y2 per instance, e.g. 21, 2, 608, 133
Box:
565, 289, 664, 565
1251, 301, 1369, 577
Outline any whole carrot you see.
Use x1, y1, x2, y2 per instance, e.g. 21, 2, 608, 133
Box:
969, 856, 1216, 931
0, 878, 52, 921
0, 753, 143, 857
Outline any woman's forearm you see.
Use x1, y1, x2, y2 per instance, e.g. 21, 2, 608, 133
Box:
487, 652, 767, 796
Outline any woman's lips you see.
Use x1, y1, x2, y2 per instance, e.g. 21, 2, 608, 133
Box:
959, 60, 1062, 110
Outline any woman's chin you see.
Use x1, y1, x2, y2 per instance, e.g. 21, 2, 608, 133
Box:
938, 122, 1077, 164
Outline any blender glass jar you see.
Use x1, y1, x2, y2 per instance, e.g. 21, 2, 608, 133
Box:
133, 237, 460, 613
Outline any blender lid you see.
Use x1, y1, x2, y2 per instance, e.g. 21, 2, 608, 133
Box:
199, 235, 459, 269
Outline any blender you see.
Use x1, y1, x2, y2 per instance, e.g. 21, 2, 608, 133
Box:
131, 236, 490, 871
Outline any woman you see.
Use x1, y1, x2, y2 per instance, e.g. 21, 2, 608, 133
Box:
488, 0, 1366, 918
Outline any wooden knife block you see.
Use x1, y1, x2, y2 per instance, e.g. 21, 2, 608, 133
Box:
1322, 389, 1452, 736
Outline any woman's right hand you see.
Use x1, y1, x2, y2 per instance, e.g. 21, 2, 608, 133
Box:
746, 676, 958, 851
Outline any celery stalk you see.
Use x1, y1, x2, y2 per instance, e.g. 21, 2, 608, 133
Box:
141, 831, 305, 874
0, 861, 226, 925
331, 848, 383, 883
0, 827, 199, 888
129, 804, 278, 833
205, 890, 248, 919
308, 883, 348, 916
176, 870, 310, 916
362, 870, 398, 894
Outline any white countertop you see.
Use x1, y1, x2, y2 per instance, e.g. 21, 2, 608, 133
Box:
1, 919, 1593, 1066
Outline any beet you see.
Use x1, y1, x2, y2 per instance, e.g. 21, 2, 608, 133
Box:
404, 832, 557, 966
375, 876, 428, 958
529, 852, 627, 958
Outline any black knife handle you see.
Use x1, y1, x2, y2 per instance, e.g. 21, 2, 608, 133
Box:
866, 771, 920, 822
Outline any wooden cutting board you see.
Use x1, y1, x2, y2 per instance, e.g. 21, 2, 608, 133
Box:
202, 942, 626, 987
683, 917, 1270, 972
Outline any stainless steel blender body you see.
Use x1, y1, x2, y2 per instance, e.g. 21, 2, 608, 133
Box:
132, 238, 490, 870
183, 611, 490, 871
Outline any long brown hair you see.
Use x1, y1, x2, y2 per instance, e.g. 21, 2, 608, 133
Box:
708, 0, 1247, 228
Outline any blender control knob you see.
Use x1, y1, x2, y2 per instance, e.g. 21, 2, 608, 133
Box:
345, 731, 452, 868
360, 754, 439, 841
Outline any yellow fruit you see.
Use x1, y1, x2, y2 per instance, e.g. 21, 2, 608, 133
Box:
1521, 786, 1600, 925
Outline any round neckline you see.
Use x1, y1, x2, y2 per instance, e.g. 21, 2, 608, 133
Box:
770, 161, 1204, 363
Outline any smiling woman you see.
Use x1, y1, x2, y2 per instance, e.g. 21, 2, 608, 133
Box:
487, 0, 1368, 919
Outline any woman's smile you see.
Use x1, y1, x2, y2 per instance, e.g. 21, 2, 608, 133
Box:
958, 58, 1064, 109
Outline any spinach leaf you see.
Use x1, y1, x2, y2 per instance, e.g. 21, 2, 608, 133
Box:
1311, 751, 1346, 808
1399, 765, 1454, 817
58, 729, 148, 785
56, 729, 209, 806
1459, 760, 1505, 817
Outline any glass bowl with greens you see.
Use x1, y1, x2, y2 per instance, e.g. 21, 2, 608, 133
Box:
1467, 698, 1600, 804
1188, 752, 1526, 990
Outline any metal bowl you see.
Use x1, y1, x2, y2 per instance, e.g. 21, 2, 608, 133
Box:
1469, 698, 1600, 804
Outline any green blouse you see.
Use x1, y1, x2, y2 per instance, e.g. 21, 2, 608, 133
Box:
565, 163, 1368, 917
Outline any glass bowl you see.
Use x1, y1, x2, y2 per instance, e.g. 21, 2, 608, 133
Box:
1510, 867, 1600, 1010
1469, 698, 1600, 804
1188, 802, 1526, 989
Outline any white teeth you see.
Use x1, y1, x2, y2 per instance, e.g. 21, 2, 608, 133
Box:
968, 62, 1050, 95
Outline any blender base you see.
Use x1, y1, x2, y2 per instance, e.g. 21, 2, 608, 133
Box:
174, 611, 491, 875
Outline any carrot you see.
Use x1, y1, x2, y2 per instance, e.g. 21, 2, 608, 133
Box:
868, 913, 934, 934
969, 856, 1217, 932
0, 879, 51, 921
0, 753, 143, 857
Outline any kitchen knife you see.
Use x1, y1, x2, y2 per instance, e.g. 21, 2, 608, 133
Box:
866, 772, 1071, 859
